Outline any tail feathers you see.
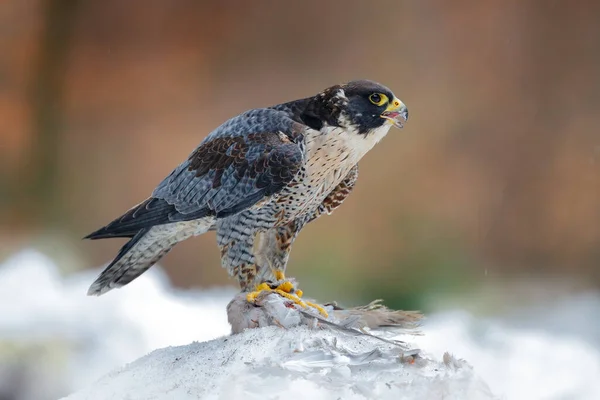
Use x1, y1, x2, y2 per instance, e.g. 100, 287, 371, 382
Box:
84, 197, 212, 240
88, 227, 181, 296
84, 230, 138, 240
83, 198, 170, 240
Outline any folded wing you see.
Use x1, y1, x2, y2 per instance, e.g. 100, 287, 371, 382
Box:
85, 109, 306, 240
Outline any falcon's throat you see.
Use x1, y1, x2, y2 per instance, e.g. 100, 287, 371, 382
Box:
305, 122, 391, 181
334, 112, 394, 162
355, 123, 393, 157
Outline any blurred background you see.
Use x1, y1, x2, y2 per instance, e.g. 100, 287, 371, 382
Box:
1, 1, 600, 399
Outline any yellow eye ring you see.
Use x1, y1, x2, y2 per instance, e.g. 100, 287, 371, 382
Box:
369, 93, 388, 106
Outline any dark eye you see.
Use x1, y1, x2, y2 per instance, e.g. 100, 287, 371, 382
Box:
368, 93, 388, 106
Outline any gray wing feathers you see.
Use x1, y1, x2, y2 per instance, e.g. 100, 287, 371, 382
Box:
86, 109, 305, 239
85, 108, 306, 295
152, 108, 306, 219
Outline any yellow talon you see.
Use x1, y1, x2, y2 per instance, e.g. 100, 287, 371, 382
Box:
274, 270, 286, 281
276, 281, 294, 293
274, 289, 307, 308
245, 280, 327, 318
246, 282, 272, 303
254, 282, 272, 293
305, 301, 329, 317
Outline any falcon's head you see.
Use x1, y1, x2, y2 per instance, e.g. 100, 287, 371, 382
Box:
300, 80, 408, 135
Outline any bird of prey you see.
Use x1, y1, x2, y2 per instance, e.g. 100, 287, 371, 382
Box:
85, 80, 408, 315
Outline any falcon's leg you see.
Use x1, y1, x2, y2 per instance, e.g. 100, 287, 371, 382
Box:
247, 221, 328, 316
251, 165, 359, 316
253, 221, 298, 286
244, 165, 360, 319
216, 216, 263, 291
216, 216, 326, 315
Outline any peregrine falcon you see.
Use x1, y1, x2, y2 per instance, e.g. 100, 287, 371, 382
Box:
86, 80, 408, 315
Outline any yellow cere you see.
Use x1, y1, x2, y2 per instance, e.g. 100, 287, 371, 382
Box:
385, 97, 403, 112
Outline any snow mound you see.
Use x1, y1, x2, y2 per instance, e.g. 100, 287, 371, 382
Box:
0, 250, 235, 400
63, 326, 494, 400
3, 249, 600, 400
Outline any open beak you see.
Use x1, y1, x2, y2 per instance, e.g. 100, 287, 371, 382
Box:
380, 97, 409, 129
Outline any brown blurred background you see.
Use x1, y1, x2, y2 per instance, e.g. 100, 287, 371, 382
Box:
1, 0, 599, 310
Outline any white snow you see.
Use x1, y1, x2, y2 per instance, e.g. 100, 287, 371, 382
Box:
63, 326, 493, 400
0, 250, 234, 400
1, 250, 600, 400
414, 311, 600, 400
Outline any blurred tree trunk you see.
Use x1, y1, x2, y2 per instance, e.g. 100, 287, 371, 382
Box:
24, 0, 79, 226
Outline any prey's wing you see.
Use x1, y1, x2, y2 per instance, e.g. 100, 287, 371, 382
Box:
86, 109, 306, 239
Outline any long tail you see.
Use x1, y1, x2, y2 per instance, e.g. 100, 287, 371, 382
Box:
85, 197, 216, 295
87, 226, 186, 296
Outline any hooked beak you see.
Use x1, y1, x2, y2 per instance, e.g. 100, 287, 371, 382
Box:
380, 97, 409, 129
